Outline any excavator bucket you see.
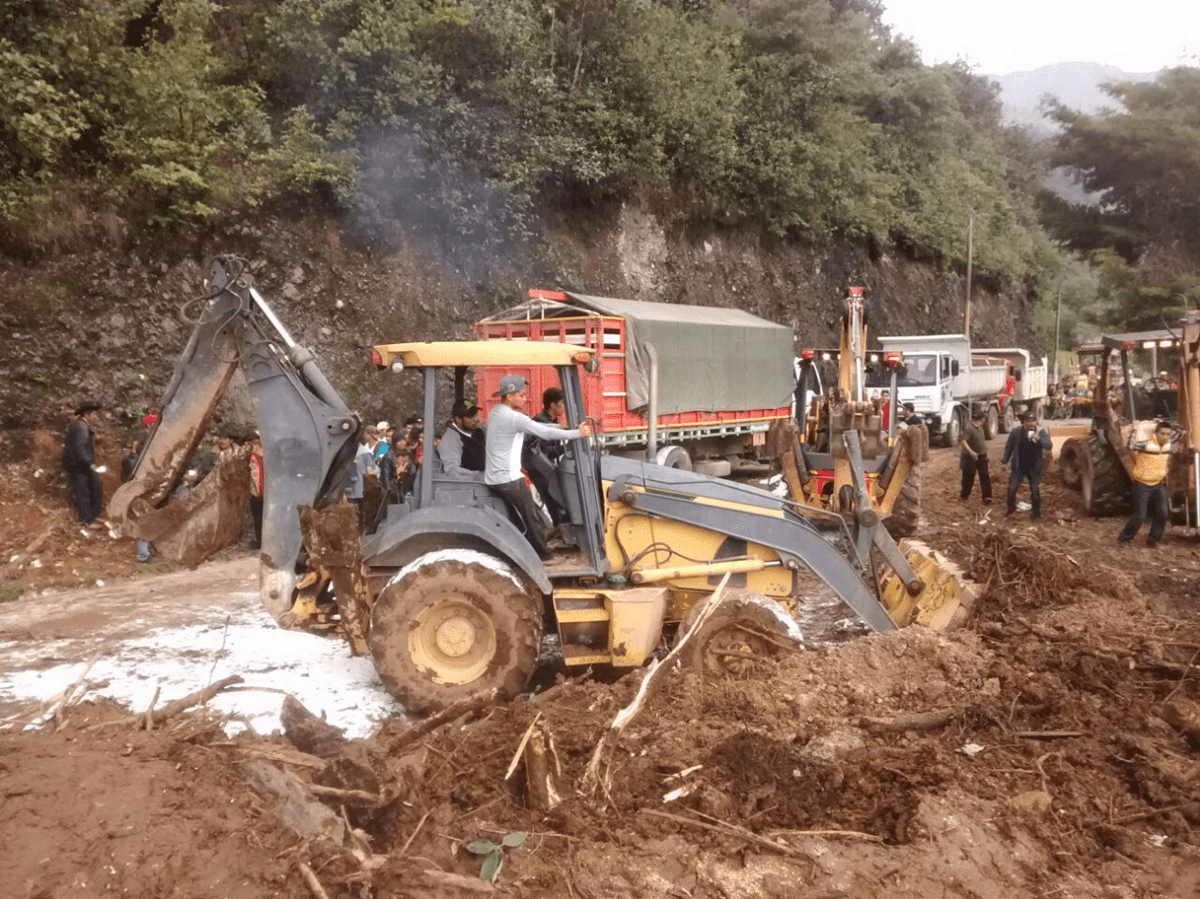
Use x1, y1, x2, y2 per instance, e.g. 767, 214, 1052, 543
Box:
135, 453, 252, 567
878, 540, 977, 631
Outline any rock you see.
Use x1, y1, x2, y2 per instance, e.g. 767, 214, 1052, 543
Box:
799, 730, 866, 764
1008, 790, 1053, 816
1160, 698, 1200, 748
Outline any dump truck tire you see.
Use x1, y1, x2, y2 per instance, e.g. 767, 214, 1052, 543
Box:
676, 592, 802, 675
368, 551, 542, 716
1058, 437, 1083, 489
884, 476, 921, 539
655, 445, 692, 470
984, 406, 999, 440
1079, 434, 1130, 517
942, 410, 962, 448
1000, 402, 1016, 434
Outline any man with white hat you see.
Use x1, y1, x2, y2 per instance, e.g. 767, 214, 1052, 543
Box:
485, 375, 591, 559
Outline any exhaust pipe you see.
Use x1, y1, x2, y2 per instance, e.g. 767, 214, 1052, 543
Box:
646, 343, 659, 461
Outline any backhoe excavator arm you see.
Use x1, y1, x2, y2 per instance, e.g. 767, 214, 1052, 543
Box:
109, 256, 361, 625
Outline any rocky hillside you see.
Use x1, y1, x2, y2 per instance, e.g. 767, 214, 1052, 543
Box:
0, 201, 1040, 461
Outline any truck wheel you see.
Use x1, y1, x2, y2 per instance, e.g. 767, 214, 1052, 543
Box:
368, 551, 543, 716
942, 410, 962, 448
655, 445, 692, 471
1058, 438, 1083, 489
1000, 402, 1016, 434
884, 475, 921, 539
1079, 434, 1130, 517
675, 592, 803, 675
984, 406, 1000, 440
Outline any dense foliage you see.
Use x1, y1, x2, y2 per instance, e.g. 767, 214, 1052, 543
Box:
1, 0, 1168, 330
1044, 67, 1200, 330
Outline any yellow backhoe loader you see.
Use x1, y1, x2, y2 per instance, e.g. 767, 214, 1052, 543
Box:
112, 258, 969, 716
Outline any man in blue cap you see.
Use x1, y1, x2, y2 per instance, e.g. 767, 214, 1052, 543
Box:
484, 375, 591, 559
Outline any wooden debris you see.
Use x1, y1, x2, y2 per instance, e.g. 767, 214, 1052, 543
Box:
859, 706, 962, 733
83, 675, 244, 730
387, 688, 500, 754
524, 724, 563, 812
297, 861, 332, 899
582, 574, 732, 794
281, 694, 349, 758
3, 516, 62, 575
504, 712, 542, 780
639, 808, 805, 858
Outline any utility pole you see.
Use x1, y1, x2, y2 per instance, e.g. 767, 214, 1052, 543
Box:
964, 211, 974, 337
1053, 284, 1063, 384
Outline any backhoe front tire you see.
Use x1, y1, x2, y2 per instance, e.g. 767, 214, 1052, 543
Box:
368, 551, 543, 716
1079, 434, 1130, 517
676, 592, 803, 675
884, 474, 921, 539
1058, 437, 1083, 489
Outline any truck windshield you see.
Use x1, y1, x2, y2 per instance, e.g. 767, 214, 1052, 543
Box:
900, 356, 938, 386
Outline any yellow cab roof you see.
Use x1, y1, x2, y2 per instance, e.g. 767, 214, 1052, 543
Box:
374, 340, 593, 369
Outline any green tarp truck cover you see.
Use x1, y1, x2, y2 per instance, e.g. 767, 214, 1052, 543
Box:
563, 292, 794, 415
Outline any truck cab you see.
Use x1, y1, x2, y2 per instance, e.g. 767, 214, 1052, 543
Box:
880, 334, 1007, 446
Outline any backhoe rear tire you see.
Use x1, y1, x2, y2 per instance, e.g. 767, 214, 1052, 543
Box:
1078, 434, 1130, 517
1058, 437, 1083, 489
368, 551, 542, 716
676, 592, 803, 675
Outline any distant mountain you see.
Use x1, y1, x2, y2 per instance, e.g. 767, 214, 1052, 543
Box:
986, 63, 1157, 203
986, 62, 1155, 136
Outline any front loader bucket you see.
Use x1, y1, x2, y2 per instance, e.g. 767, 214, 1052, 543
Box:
878, 539, 977, 631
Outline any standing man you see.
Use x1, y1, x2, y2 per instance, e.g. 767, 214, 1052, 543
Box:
1118, 420, 1175, 548
437, 400, 486, 476
1000, 411, 1052, 519
485, 375, 591, 560
958, 409, 992, 504
63, 400, 105, 534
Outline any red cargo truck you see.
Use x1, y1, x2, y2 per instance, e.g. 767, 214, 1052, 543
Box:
474, 290, 796, 475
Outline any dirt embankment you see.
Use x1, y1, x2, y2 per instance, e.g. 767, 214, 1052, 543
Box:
4, 429, 1200, 898
0, 201, 1039, 455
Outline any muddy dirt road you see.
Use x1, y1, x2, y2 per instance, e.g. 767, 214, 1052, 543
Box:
3, 422, 1200, 898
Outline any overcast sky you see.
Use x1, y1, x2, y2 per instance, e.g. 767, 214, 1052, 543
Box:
881, 0, 1199, 75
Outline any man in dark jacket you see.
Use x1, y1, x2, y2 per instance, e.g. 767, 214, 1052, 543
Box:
1000, 411, 1052, 519
63, 400, 105, 532
436, 401, 486, 476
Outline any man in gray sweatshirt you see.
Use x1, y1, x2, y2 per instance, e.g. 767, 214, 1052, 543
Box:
484, 374, 591, 559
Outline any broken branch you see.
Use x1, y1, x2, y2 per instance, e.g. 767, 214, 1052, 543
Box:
859, 706, 962, 733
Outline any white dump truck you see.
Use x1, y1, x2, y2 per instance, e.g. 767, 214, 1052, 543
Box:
977, 347, 1049, 432
878, 334, 1009, 446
